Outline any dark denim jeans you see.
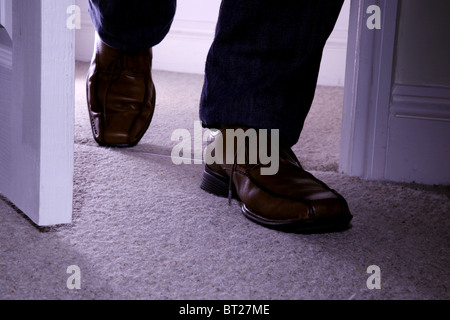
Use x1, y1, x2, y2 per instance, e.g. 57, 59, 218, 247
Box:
89, 0, 344, 146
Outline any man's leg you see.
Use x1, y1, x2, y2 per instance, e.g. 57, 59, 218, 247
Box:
199, 0, 352, 233
200, 0, 343, 146
87, 0, 176, 146
88, 0, 176, 52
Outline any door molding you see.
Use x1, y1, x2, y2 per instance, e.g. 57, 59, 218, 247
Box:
391, 84, 450, 123
340, 0, 450, 185
340, 0, 399, 180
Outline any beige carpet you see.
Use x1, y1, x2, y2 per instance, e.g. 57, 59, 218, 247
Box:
0, 62, 448, 300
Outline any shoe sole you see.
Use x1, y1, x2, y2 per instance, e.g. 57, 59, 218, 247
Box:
200, 165, 352, 233
242, 205, 352, 233
200, 165, 239, 200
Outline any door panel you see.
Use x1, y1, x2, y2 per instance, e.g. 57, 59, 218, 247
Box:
340, 0, 450, 185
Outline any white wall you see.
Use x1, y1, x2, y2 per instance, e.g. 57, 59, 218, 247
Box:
75, 0, 94, 62
318, 0, 350, 86
75, 0, 350, 87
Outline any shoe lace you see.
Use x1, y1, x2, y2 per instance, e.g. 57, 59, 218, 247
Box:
228, 151, 239, 206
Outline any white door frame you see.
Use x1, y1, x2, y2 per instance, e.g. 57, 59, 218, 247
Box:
340, 0, 399, 180
0, 0, 74, 226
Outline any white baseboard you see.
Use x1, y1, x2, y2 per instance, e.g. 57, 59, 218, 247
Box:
318, 36, 348, 87
76, 24, 348, 87
152, 25, 214, 75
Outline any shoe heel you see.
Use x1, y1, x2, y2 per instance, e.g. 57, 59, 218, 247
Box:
201, 166, 238, 199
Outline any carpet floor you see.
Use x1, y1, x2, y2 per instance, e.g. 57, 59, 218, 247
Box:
0, 62, 448, 300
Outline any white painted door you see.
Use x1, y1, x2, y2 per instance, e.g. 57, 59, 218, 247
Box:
340, 0, 450, 185
0, 0, 74, 226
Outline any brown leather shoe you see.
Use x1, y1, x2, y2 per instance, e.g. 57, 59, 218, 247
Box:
200, 127, 353, 233
86, 35, 155, 147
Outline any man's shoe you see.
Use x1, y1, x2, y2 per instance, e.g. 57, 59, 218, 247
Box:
200, 127, 353, 233
86, 35, 155, 147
